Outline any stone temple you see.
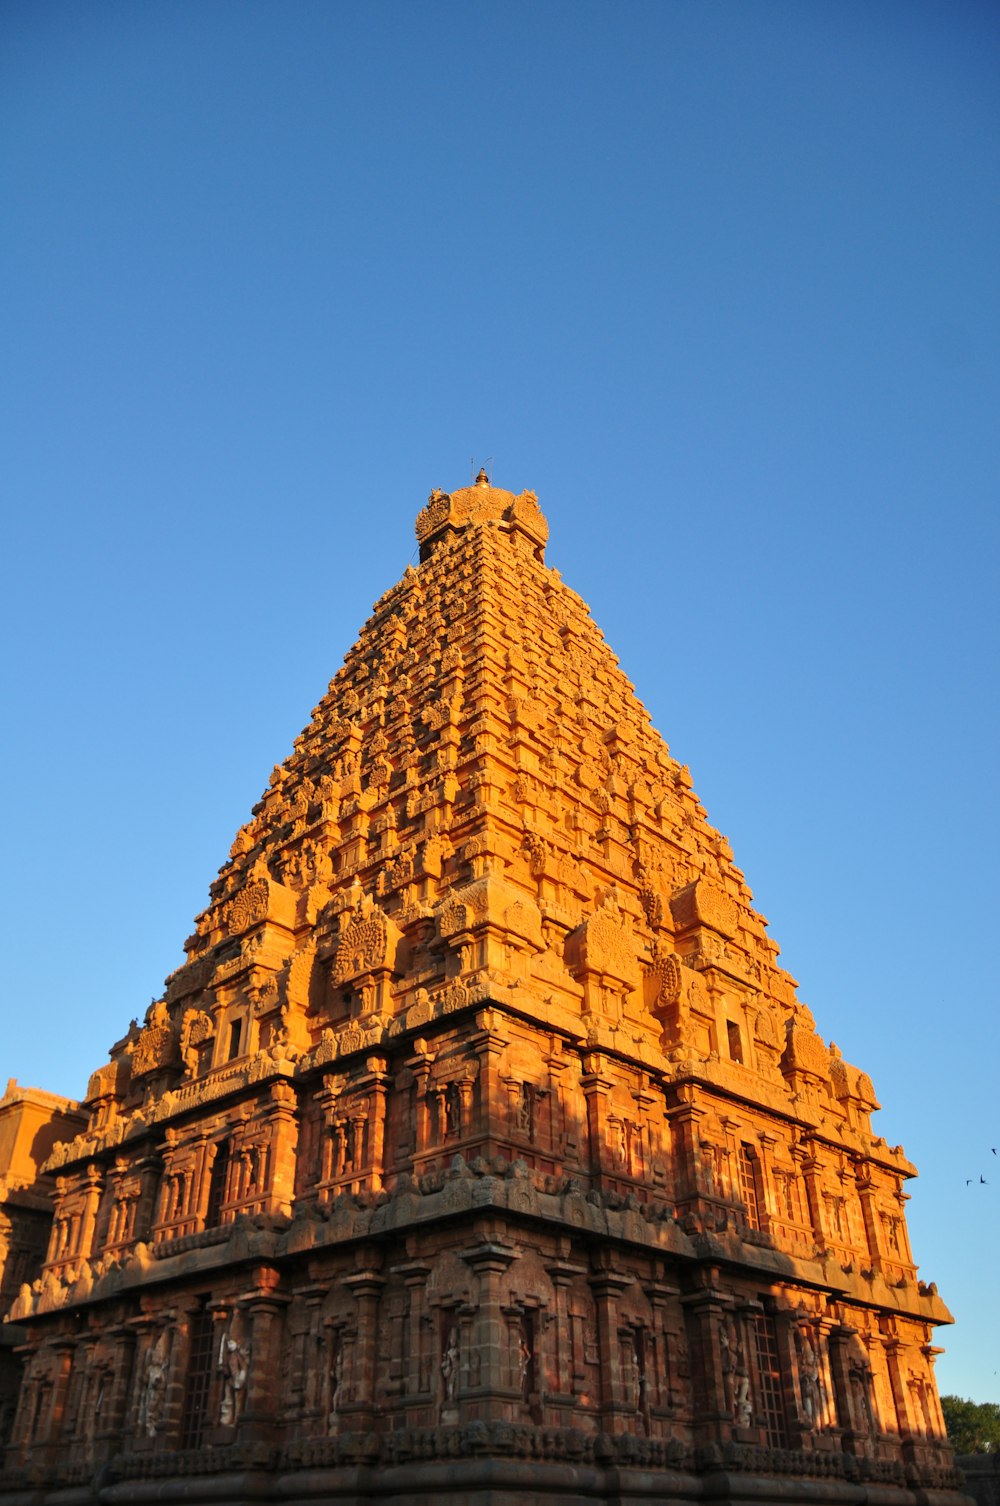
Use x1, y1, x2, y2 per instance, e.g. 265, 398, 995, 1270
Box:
1, 475, 966, 1504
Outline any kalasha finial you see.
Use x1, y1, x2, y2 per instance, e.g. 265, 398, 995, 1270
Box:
475, 467, 490, 487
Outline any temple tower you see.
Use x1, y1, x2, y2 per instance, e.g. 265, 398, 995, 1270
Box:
1, 476, 965, 1504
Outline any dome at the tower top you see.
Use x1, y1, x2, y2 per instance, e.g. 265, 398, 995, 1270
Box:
415, 474, 549, 560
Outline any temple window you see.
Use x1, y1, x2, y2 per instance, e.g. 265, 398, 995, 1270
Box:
180, 1302, 215, 1450
226, 1019, 244, 1061
748, 1309, 787, 1447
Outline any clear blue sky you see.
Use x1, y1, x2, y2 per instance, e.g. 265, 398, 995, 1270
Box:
2, 0, 997, 1404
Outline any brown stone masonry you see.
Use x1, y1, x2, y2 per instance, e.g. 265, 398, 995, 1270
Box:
0, 474, 968, 1506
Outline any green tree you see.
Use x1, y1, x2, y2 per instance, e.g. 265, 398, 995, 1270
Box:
941, 1395, 1000, 1454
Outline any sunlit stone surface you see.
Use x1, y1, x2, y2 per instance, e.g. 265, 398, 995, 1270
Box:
0, 475, 967, 1504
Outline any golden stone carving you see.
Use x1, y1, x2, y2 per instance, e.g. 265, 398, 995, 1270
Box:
129, 1004, 179, 1079
225, 877, 270, 933
0, 477, 962, 1506
567, 891, 641, 988
332, 895, 401, 984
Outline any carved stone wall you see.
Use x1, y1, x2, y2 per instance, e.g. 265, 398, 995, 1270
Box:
0, 477, 967, 1505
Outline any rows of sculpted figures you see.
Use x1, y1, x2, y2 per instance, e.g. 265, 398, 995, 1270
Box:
3, 1143, 952, 1491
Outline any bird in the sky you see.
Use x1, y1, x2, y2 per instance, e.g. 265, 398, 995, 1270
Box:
980, 1176, 988, 1185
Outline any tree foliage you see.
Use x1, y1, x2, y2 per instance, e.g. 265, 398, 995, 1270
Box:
941, 1395, 1000, 1454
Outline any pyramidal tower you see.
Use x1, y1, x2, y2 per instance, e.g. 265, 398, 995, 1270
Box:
3, 476, 964, 1505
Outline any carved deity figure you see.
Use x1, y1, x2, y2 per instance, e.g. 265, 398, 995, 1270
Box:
622, 1332, 641, 1413
795, 1323, 822, 1430
849, 1358, 876, 1436
328, 1342, 345, 1428
719, 1314, 736, 1411
136, 1330, 170, 1438
516, 1319, 532, 1398
219, 1335, 249, 1426
734, 1362, 752, 1427
516, 1083, 534, 1136
441, 1325, 460, 1403
720, 1314, 752, 1426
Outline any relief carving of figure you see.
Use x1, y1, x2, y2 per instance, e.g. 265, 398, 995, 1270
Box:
441, 1325, 460, 1403
720, 1314, 751, 1426
796, 1323, 822, 1429
219, 1333, 249, 1427
328, 1341, 345, 1428
622, 1333, 641, 1412
849, 1358, 876, 1436
516, 1083, 534, 1136
719, 1314, 736, 1411
136, 1330, 170, 1438
516, 1318, 532, 1398
734, 1349, 752, 1427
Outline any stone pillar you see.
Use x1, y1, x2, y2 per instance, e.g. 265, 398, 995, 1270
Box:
106, 1325, 138, 1444
588, 1254, 633, 1431
240, 1272, 290, 1440
45, 1340, 75, 1445
580, 1052, 614, 1184
459, 1238, 518, 1416
190, 1134, 213, 1226
471, 1015, 507, 1148
342, 1265, 386, 1429
855, 1172, 885, 1273
644, 1276, 681, 1413
546, 1257, 587, 1409
755, 1131, 779, 1234
393, 1260, 432, 1405
922, 1344, 947, 1439
361, 1059, 390, 1187
546, 1045, 572, 1162
666, 1090, 705, 1211
680, 1283, 731, 1446
135, 1153, 163, 1242
800, 1148, 828, 1254
633, 1079, 660, 1188
882, 1335, 912, 1438
456, 1071, 476, 1138
815, 1314, 841, 1438
77, 1165, 104, 1259
406, 1048, 433, 1157
261, 1081, 298, 1215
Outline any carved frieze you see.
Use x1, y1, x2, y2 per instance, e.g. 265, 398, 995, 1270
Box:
782, 1015, 830, 1080
566, 891, 640, 988
670, 879, 738, 939
437, 876, 543, 951
130, 1005, 180, 1079
332, 896, 402, 985
646, 948, 683, 1012
226, 879, 269, 934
